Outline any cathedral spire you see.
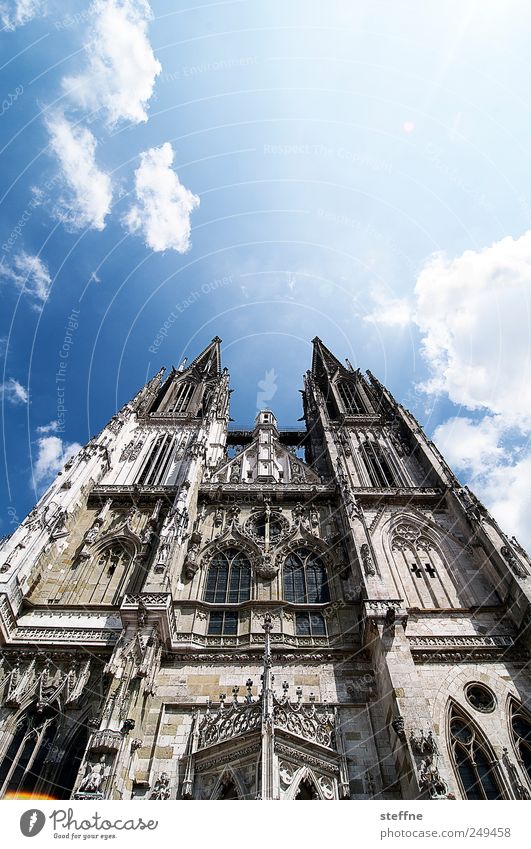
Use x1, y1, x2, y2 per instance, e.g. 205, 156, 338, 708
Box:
181, 336, 222, 379
311, 336, 348, 378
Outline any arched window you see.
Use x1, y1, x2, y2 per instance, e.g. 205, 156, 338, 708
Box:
337, 381, 363, 414
137, 434, 175, 485
295, 778, 320, 799
283, 549, 330, 603
361, 439, 398, 487
509, 701, 531, 785
168, 382, 195, 414
204, 548, 251, 604
0, 706, 58, 799
87, 542, 133, 604
448, 706, 505, 799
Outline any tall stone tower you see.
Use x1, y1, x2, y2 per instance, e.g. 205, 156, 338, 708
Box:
0, 336, 529, 801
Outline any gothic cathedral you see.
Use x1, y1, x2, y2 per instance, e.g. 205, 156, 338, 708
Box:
0, 337, 530, 801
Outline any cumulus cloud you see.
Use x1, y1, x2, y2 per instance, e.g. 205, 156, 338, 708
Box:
36, 420, 60, 434
62, 0, 161, 127
45, 112, 112, 231
124, 142, 200, 252
363, 286, 412, 328
1, 251, 52, 308
415, 230, 531, 549
0, 378, 28, 405
33, 435, 81, 486
432, 415, 506, 479
0, 0, 46, 30
415, 231, 531, 427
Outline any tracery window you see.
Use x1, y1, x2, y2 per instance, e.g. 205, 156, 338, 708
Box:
360, 439, 398, 487
509, 701, 531, 785
253, 512, 282, 545
204, 548, 252, 604
448, 706, 505, 799
0, 705, 88, 800
283, 549, 330, 603
97, 543, 131, 577
337, 381, 363, 414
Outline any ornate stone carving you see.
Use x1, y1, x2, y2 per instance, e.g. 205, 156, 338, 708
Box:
255, 552, 278, 580
75, 756, 107, 797
417, 755, 448, 799
150, 772, 171, 800
360, 543, 376, 576
501, 545, 528, 579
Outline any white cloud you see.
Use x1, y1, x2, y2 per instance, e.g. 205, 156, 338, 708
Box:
0, 0, 46, 30
62, 0, 161, 127
432, 415, 506, 479
46, 112, 112, 231
1, 251, 51, 308
415, 230, 531, 550
415, 231, 531, 428
364, 286, 412, 328
33, 435, 81, 486
477, 452, 531, 548
36, 420, 59, 434
124, 142, 199, 252
0, 378, 28, 405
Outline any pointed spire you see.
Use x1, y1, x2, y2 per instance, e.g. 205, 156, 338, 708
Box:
182, 336, 222, 379
311, 337, 345, 378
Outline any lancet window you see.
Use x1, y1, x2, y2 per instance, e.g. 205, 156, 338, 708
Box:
283, 549, 330, 604
337, 381, 363, 414
137, 434, 175, 485
360, 439, 398, 487
448, 706, 505, 799
204, 548, 252, 635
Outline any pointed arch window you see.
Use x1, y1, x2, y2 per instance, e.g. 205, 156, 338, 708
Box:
509, 701, 531, 785
0, 705, 88, 800
0, 706, 58, 799
448, 706, 505, 799
360, 439, 398, 487
204, 548, 252, 604
137, 434, 175, 485
283, 549, 330, 603
167, 382, 195, 414
337, 381, 363, 415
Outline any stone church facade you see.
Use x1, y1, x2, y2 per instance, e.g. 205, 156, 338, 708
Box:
0, 336, 530, 801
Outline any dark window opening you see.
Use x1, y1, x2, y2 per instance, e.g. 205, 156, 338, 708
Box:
208, 611, 238, 635
295, 611, 327, 636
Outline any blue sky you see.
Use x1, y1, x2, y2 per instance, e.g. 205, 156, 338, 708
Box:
2, 0, 531, 546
